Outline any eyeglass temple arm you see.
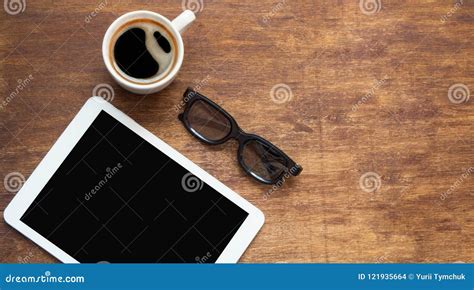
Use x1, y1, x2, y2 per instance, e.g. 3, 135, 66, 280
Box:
253, 142, 291, 175
254, 142, 303, 177
290, 164, 303, 176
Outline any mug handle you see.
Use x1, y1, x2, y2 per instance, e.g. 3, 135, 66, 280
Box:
171, 10, 196, 34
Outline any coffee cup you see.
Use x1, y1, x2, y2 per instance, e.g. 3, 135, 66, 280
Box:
102, 10, 195, 94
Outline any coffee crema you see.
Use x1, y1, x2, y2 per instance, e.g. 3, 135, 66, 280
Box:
109, 19, 178, 84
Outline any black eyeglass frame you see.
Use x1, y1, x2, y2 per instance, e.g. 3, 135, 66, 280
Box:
178, 88, 302, 184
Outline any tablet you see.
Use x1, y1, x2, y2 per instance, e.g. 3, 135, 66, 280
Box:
4, 97, 264, 263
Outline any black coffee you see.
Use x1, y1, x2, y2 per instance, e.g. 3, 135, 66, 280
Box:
113, 22, 174, 80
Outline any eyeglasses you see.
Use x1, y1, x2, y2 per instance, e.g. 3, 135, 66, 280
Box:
178, 88, 302, 185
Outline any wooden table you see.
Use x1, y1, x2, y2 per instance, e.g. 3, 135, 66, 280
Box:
1, 0, 473, 263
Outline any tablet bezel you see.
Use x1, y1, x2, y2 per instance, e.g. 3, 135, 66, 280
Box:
4, 97, 264, 263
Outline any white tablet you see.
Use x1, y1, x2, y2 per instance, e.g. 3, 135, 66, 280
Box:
4, 97, 264, 263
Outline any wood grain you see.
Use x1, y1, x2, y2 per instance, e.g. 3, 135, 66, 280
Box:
0, 0, 473, 263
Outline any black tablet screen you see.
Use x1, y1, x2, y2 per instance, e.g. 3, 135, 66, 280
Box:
21, 111, 249, 263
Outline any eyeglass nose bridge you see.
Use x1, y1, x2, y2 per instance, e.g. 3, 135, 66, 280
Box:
232, 129, 253, 144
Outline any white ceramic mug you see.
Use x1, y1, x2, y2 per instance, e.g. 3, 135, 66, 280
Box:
102, 10, 195, 94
